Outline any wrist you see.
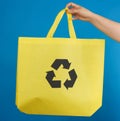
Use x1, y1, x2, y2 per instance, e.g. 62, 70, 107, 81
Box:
88, 12, 98, 23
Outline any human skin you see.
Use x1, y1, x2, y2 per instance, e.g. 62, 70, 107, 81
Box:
66, 2, 120, 42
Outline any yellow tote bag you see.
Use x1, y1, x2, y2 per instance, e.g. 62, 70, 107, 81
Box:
16, 8, 105, 116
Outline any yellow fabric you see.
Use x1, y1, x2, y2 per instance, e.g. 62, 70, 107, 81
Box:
47, 8, 76, 38
16, 8, 105, 116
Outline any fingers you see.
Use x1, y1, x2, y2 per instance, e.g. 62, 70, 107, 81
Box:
66, 2, 80, 9
67, 8, 77, 15
66, 2, 81, 15
72, 14, 79, 20
66, 2, 81, 20
72, 17, 78, 20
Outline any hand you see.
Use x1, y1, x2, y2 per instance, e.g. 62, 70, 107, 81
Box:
66, 2, 120, 42
66, 2, 94, 21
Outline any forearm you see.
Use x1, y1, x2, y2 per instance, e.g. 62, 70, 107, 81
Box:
88, 13, 120, 42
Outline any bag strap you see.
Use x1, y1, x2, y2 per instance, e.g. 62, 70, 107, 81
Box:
46, 8, 76, 38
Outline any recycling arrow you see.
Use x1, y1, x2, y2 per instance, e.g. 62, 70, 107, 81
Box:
46, 71, 61, 88
45, 59, 78, 89
64, 69, 77, 89
51, 59, 71, 70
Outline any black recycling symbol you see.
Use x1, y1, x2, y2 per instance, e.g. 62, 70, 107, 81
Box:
46, 59, 77, 89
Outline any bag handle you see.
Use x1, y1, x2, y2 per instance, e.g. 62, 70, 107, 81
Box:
46, 8, 76, 38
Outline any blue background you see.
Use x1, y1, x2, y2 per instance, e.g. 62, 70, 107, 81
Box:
0, 0, 120, 121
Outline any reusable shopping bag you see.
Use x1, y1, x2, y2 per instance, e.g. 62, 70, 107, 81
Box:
16, 8, 105, 116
